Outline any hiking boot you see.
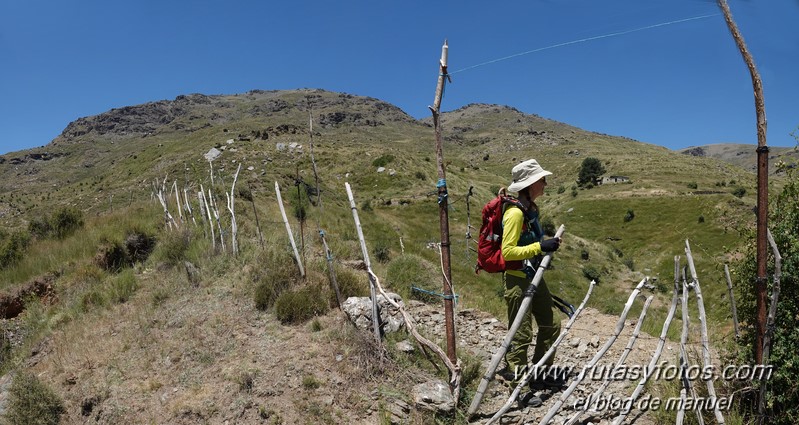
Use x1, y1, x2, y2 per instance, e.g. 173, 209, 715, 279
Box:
517, 391, 543, 408
496, 366, 516, 382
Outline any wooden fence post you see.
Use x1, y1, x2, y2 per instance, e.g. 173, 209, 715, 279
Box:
345, 182, 381, 344
275, 181, 305, 278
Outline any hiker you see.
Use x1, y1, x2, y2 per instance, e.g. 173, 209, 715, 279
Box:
501, 158, 563, 407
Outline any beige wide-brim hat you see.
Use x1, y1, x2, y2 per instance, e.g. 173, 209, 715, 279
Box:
508, 159, 552, 193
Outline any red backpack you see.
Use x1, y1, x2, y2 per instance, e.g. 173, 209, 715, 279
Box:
475, 189, 528, 274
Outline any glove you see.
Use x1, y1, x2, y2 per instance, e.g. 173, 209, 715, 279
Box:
539, 238, 561, 253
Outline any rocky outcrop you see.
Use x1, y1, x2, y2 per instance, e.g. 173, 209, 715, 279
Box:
341, 293, 405, 334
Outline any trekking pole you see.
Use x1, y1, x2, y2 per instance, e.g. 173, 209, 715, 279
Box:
467, 224, 565, 417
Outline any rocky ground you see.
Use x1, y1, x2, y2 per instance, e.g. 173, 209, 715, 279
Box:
406, 299, 668, 425
1, 267, 685, 424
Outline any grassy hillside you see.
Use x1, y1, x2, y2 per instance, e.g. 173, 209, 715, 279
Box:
0, 89, 772, 422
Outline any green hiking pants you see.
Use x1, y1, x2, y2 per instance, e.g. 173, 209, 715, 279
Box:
503, 272, 561, 379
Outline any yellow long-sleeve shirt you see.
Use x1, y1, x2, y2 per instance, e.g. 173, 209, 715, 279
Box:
501, 206, 543, 278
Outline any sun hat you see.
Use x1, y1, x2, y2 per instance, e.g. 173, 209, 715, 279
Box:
508, 159, 552, 193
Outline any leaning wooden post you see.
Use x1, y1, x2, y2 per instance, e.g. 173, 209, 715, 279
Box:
226, 164, 242, 255
724, 264, 740, 339
717, 0, 769, 366
467, 225, 565, 417
685, 240, 726, 425
308, 110, 322, 208
346, 182, 381, 344
758, 229, 782, 419
275, 181, 305, 278
678, 279, 706, 425
428, 39, 457, 367
200, 185, 214, 249
319, 230, 343, 310
612, 286, 681, 425
247, 182, 265, 250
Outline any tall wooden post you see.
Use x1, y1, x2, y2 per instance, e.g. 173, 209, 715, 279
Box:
717, 0, 768, 366
429, 39, 457, 365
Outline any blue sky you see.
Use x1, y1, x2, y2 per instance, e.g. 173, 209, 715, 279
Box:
1, 0, 797, 155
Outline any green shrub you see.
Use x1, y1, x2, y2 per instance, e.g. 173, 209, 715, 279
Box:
698, 215, 705, 223
360, 200, 372, 212
687, 182, 698, 189
414, 171, 426, 181
293, 204, 306, 222
623, 258, 635, 271
332, 265, 369, 305
731, 168, 799, 424
252, 250, 302, 311
580, 250, 590, 261
372, 241, 391, 264
51, 207, 84, 239
237, 185, 253, 202
152, 229, 191, 266
557, 185, 566, 194
30, 207, 84, 240
372, 154, 395, 168
732, 187, 747, 198
5, 372, 65, 425
0, 230, 30, 270
582, 265, 601, 282
623, 209, 635, 223
110, 269, 138, 303
273, 284, 329, 324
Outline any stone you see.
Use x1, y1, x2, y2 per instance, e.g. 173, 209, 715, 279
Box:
341, 293, 406, 334
203, 147, 221, 162
413, 380, 455, 413
386, 399, 411, 424
395, 340, 415, 353
377, 167, 386, 173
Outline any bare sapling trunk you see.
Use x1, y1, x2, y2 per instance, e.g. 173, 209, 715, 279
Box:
248, 182, 264, 250
319, 230, 342, 309
210, 188, 225, 252
173, 181, 183, 224
345, 182, 381, 344
184, 187, 197, 226
685, 240, 726, 424
227, 163, 242, 255
758, 229, 782, 418
724, 264, 740, 339
197, 191, 208, 238
200, 185, 215, 250
429, 39, 458, 368
717, 0, 769, 367
275, 181, 304, 278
